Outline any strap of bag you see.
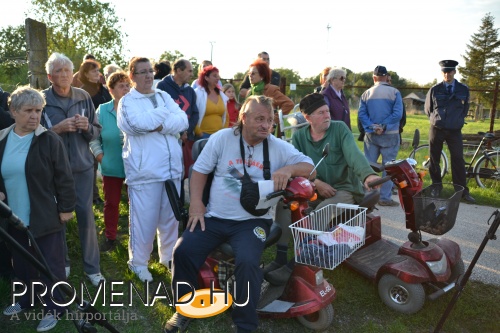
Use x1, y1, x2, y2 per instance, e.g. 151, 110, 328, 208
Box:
239, 135, 270, 180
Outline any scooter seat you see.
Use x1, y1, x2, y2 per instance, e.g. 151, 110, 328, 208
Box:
217, 222, 283, 257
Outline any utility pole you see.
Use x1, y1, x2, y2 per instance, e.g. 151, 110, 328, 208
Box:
326, 23, 331, 58
210, 41, 216, 62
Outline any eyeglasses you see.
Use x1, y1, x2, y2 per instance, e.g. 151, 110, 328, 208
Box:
247, 145, 254, 167
336, 76, 345, 82
134, 69, 154, 76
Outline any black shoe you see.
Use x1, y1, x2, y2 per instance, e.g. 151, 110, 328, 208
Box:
100, 238, 116, 252
462, 194, 476, 203
262, 260, 283, 276
93, 197, 104, 205
265, 265, 292, 286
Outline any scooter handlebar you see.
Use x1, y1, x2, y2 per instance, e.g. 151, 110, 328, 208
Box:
367, 175, 392, 188
266, 190, 286, 200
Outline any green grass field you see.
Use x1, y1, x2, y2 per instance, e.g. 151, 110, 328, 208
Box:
0, 112, 498, 333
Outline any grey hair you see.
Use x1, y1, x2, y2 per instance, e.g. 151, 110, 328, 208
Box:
45, 52, 74, 75
103, 64, 122, 75
233, 95, 274, 135
326, 67, 347, 82
9, 85, 46, 112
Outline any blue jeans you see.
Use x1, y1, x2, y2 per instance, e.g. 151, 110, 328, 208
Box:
364, 133, 400, 201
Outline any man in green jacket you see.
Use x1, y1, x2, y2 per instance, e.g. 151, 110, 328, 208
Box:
266, 93, 381, 283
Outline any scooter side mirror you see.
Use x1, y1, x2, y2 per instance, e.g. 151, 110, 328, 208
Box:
321, 143, 330, 158
309, 143, 330, 178
412, 129, 420, 150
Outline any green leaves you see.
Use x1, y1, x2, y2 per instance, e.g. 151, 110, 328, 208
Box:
29, 0, 127, 69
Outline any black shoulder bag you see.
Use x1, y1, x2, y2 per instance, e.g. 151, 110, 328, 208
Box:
239, 135, 271, 216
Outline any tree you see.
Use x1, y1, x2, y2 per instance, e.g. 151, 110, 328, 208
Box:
274, 67, 303, 102
0, 25, 29, 91
459, 12, 500, 106
158, 50, 185, 64
157, 50, 200, 80
28, 0, 127, 69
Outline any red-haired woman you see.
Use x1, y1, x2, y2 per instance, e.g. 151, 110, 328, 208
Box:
245, 59, 294, 124
193, 66, 229, 139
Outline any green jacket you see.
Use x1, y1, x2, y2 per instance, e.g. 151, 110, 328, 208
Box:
292, 121, 375, 202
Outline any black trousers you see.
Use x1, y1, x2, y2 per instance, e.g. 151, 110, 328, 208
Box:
428, 125, 469, 195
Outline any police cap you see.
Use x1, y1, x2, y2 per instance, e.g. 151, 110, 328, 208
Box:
439, 60, 458, 72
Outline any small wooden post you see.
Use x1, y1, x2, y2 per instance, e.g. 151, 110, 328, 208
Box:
25, 18, 49, 90
489, 81, 499, 132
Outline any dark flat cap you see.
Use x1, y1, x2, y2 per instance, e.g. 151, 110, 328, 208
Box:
299, 93, 327, 115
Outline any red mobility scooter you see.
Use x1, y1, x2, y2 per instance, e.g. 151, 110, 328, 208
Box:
344, 155, 465, 314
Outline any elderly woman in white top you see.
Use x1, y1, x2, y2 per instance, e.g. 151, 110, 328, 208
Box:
117, 57, 188, 282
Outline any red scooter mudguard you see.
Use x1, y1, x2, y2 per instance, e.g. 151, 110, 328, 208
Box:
428, 237, 462, 268
376, 254, 431, 284
198, 257, 221, 289
259, 264, 336, 318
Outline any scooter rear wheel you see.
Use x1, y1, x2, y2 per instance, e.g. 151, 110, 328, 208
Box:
378, 274, 425, 314
296, 304, 334, 331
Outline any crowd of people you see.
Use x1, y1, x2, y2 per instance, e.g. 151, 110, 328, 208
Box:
0, 50, 474, 332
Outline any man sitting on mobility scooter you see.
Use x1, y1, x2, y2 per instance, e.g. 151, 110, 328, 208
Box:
267, 93, 382, 284
164, 95, 315, 333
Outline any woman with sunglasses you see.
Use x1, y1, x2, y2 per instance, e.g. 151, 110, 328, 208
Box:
322, 67, 351, 130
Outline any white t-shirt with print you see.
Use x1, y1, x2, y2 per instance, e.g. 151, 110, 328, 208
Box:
193, 128, 313, 221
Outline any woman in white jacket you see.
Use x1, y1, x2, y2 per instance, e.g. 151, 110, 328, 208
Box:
117, 57, 188, 282
193, 65, 229, 139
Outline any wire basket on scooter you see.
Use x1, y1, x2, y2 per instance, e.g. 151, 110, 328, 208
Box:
413, 183, 464, 235
289, 204, 367, 270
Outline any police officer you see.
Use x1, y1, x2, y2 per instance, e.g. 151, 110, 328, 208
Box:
424, 60, 475, 203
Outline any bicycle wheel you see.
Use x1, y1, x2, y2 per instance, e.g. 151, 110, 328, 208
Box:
409, 144, 448, 179
473, 151, 500, 189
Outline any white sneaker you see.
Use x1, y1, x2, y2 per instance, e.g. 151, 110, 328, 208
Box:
3, 302, 23, 316
85, 272, 106, 287
129, 265, 153, 282
37, 313, 58, 332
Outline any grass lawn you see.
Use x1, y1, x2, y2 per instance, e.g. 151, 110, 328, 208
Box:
0, 112, 498, 333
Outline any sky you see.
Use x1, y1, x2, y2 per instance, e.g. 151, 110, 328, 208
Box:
2, 0, 500, 85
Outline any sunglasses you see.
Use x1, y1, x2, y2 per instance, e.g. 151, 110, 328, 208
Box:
337, 76, 345, 81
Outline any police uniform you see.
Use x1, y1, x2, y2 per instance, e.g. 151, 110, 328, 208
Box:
424, 60, 474, 202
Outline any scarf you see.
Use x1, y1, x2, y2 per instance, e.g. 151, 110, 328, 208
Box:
249, 81, 265, 97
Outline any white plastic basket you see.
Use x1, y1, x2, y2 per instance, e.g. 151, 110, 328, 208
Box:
289, 203, 367, 270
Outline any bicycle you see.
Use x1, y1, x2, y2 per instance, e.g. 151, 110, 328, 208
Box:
408, 131, 500, 189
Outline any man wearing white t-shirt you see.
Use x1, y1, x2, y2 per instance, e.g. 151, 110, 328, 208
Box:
164, 95, 314, 333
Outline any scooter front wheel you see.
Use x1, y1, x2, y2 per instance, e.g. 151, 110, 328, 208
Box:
378, 274, 425, 314
296, 304, 334, 331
